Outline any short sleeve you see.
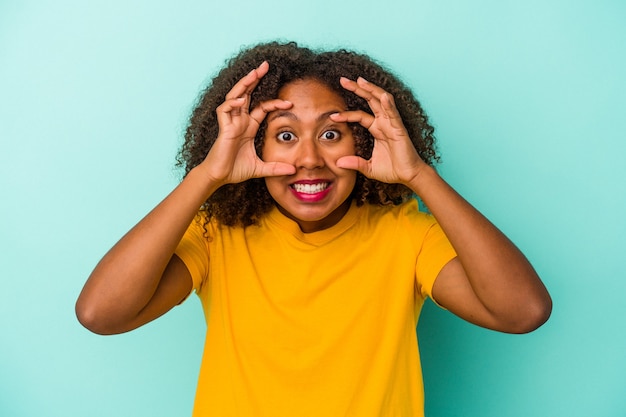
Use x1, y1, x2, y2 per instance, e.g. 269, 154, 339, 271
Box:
415, 219, 457, 302
401, 201, 456, 303
174, 212, 210, 295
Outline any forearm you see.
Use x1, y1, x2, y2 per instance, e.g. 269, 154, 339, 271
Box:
76, 62, 297, 334
409, 165, 551, 327
76, 166, 219, 330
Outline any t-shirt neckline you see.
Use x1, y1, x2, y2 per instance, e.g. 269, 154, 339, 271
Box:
264, 200, 361, 246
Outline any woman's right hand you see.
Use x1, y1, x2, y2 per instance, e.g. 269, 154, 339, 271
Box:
199, 61, 296, 185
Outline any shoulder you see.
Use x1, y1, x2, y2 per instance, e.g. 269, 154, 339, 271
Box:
177, 211, 219, 260
361, 199, 437, 229
353, 200, 441, 252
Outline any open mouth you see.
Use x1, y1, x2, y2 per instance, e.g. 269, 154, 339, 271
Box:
291, 182, 330, 194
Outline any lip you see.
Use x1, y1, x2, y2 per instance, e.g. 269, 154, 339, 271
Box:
289, 179, 332, 202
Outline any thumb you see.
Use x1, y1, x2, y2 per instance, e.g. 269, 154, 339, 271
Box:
254, 161, 296, 178
336, 155, 369, 175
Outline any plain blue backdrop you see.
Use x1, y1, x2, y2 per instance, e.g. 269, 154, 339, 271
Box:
1, 1, 624, 416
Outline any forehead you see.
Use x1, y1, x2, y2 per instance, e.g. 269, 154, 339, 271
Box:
276, 78, 347, 110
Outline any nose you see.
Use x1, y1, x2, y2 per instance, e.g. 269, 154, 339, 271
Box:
295, 138, 324, 170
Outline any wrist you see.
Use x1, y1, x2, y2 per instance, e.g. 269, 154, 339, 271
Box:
186, 164, 224, 199
406, 164, 438, 194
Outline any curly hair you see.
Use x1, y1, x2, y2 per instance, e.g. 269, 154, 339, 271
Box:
178, 41, 440, 227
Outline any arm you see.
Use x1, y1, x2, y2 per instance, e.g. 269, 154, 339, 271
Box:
333, 77, 552, 334
75, 169, 217, 335
409, 167, 551, 333
75, 62, 295, 335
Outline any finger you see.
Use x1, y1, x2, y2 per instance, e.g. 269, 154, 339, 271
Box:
355, 77, 392, 102
249, 99, 293, 125
253, 161, 296, 178
216, 97, 246, 124
339, 76, 359, 93
340, 76, 373, 100
340, 77, 383, 116
225, 61, 269, 101
343, 78, 405, 131
379, 92, 405, 130
336, 155, 370, 175
352, 77, 400, 117
330, 110, 375, 129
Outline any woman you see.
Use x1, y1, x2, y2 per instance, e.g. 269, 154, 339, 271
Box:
76, 41, 551, 416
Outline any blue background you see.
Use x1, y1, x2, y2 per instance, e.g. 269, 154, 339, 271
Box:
1, 1, 624, 416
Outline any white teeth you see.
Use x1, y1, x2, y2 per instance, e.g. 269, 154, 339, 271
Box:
292, 182, 329, 194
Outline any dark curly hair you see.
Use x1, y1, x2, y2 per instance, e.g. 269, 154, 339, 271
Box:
178, 41, 440, 227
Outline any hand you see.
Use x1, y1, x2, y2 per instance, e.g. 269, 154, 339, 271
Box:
199, 61, 296, 185
331, 77, 427, 185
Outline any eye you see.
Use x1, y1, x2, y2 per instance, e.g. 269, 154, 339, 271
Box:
277, 131, 295, 142
321, 130, 340, 141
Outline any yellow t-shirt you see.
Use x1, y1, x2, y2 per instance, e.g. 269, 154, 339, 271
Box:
175, 199, 456, 417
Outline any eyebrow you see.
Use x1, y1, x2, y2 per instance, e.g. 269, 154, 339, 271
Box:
267, 110, 342, 123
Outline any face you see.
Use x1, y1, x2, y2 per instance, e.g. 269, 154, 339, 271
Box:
262, 79, 357, 233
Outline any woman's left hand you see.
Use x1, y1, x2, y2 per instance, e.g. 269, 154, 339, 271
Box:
331, 77, 427, 185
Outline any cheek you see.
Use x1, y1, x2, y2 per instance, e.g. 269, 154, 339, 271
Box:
260, 136, 268, 159
261, 138, 276, 161
339, 137, 357, 157
346, 171, 357, 186
263, 177, 281, 197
